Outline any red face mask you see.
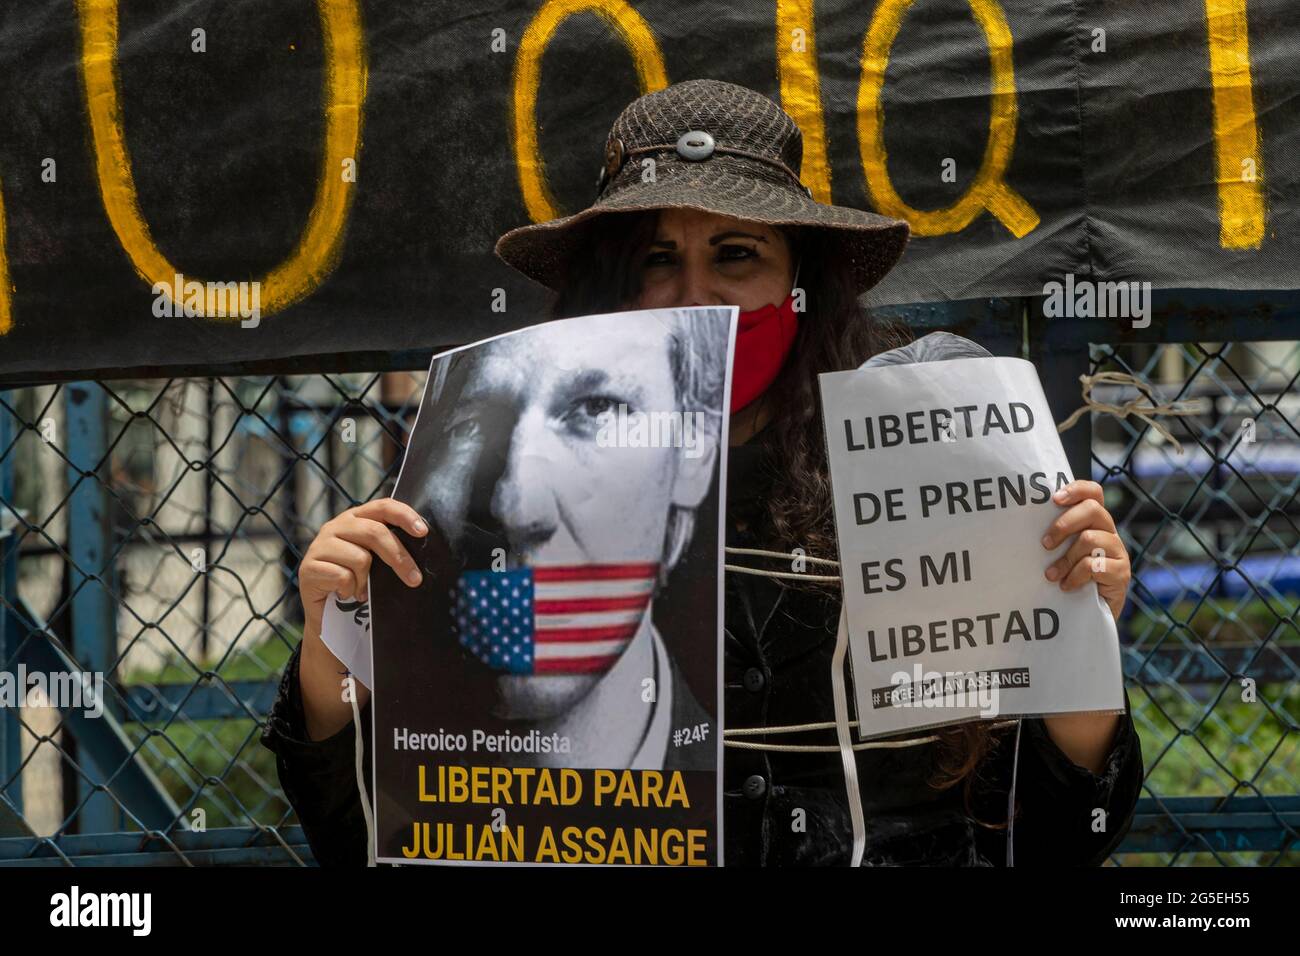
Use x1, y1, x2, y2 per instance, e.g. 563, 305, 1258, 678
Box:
730, 267, 801, 414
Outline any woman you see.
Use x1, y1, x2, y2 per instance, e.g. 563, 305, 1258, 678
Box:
262, 78, 1143, 866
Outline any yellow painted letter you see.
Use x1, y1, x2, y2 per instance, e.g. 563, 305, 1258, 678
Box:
0, 176, 10, 334
858, 0, 1037, 238
776, 0, 832, 202
77, 0, 367, 319
1204, 0, 1264, 249
513, 0, 667, 223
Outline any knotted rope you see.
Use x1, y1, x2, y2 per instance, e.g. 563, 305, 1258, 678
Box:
1056, 370, 1204, 455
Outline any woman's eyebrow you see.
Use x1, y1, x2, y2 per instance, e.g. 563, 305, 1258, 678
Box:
649, 231, 770, 248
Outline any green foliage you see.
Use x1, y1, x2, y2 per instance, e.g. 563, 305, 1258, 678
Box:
123, 629, 299, 831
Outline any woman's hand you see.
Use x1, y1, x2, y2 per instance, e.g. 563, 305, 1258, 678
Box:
296, 498, 429, 740
298, 497, 429, 633
1038, 480, 1130, 773
1041, 480, 1131, 623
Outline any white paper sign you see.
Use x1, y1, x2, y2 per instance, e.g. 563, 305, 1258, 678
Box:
818, 356, 1125, 739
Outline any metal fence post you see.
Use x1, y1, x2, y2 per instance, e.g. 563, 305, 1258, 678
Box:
1026, 297, 1093, 481
201, 379, 215, 659
0, 402, 21, 820
277, 378, 304, 629
63, 383, 118, 833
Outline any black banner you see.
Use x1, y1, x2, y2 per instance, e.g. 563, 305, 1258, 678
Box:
0, 0, 1296, 381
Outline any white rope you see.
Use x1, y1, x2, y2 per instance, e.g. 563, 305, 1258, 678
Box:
723, 546, 842, 583
1056, 370, 1205, 455
724, 550, 868, 861
724, 540, 1024, 871
348, 676, 377, 867
725, 546, 840, 567
1006, 718, 1023, 867
726, 740, 909, 754
723, 719, 1021, 752
724, 563, 842, 582
830, 605, 867, 866
721, 551, 1001, 754
727, 719, 852, 735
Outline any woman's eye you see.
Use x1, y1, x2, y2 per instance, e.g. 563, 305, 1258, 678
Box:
717, 244, 758, 262
644, 251, 674, 268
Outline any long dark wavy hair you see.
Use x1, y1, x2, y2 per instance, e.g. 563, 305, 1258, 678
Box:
546, 208, 1009, 826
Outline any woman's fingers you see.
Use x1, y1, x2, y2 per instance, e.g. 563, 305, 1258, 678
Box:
301, 557, 364, 602
351, 497, 428, 539
1057, 548, 1130, 593
308, 538, 376, 600
1041, 496, 1116, 550
1051, 479, 1104, 507
1045, 528, 1123, 582
333, 515, 423, 587
1039, 480, 1131, 621
300, 498, 429, 621
1045, 530, 1128, 582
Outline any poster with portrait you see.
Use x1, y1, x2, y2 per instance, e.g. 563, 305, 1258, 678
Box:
819, 356, 1126, 739
370, 306, 737, 866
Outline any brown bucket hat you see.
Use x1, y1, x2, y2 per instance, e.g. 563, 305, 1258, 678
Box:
494, 78, 911, 295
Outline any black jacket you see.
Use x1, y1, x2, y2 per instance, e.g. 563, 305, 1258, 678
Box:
262, 425, 1144, 866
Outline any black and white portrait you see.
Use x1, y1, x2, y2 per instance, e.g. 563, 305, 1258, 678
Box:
370, 307, 735, 774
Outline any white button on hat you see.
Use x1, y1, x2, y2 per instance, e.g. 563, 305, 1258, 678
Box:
676, 129, 715, 161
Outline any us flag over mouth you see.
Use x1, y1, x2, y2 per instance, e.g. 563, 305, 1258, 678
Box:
451, 563, 659, 675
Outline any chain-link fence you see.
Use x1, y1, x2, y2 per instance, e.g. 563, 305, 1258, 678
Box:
0, 295, 1296, 865
1087, 338, 1300, 864
0, 371, 421, 863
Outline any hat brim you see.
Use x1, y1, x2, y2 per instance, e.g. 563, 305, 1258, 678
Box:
494, 158, 910, 296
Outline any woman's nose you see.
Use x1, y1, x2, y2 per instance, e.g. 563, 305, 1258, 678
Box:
678, 261, 722, 307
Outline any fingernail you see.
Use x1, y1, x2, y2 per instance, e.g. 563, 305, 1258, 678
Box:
1041, 534, 1053, 548
1045, 566, 1059, 581
407, 570, 422, 585
1053, 488, 1068, 501
413, 519, 427, 534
